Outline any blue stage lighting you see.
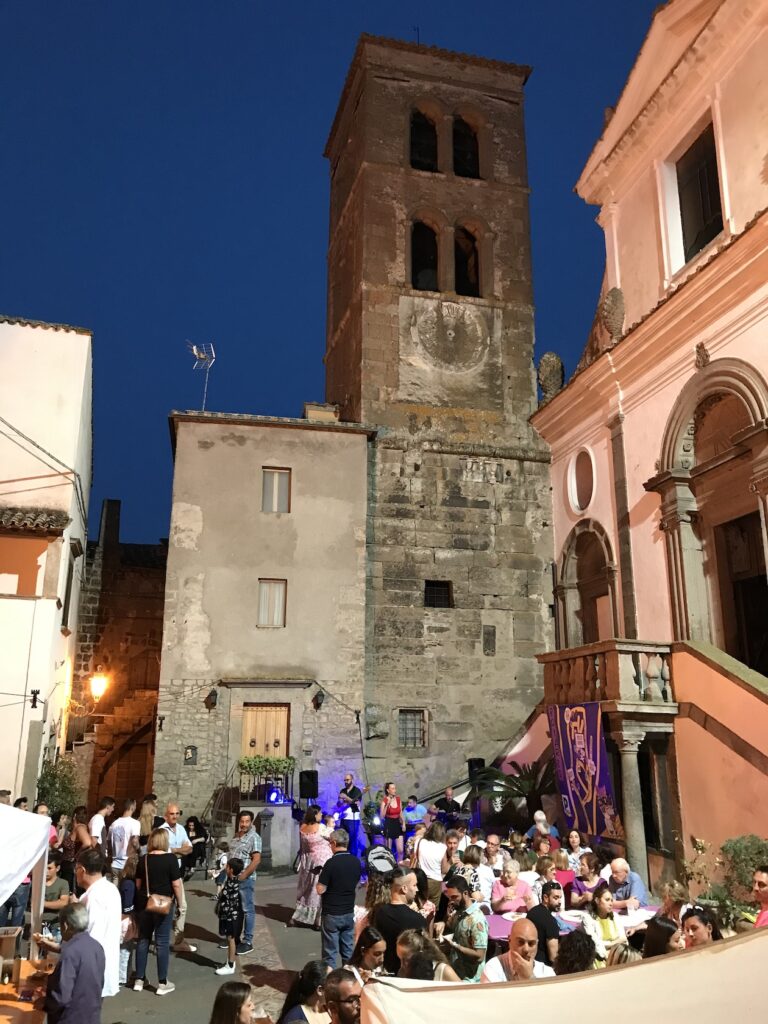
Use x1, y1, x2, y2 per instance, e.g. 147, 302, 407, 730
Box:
373, 815, 381, 826
267, 787, 282, 804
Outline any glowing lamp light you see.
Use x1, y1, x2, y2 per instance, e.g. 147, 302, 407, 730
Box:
268, 787, 282, 804
89, 674, 109, 702
373, 815, 381, 826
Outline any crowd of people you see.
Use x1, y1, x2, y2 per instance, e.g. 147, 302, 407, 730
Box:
279, 773, 768, 1014
1, 788, 264, 1022
3, 776, 767, 1023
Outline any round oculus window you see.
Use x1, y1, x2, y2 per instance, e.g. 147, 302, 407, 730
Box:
569, 448, 594, 513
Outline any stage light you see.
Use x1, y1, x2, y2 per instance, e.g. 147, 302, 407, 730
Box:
373, 815, 381, 826
268, 787, 282, 804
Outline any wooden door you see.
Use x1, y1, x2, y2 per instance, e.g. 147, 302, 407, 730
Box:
241, 703, 290, 758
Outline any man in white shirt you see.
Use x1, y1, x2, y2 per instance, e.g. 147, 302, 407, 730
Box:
481, 918, 555, 983
88, 796, 115, 852
108, 798, 140, 872
38, 848, 123, 998
161, 802, 195, 953
483, 834, 511, 874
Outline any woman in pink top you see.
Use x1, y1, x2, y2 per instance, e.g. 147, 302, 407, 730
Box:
490, 859, 534, 913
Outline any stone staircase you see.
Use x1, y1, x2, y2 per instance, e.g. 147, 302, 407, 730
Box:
70, 687, 157, 806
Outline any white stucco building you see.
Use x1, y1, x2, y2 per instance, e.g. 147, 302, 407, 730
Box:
0, 315, 92, 800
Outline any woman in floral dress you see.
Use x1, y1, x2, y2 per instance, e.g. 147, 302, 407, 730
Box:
289, 806, 332, 928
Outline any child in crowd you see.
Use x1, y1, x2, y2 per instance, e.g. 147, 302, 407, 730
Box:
208, 840, 230, 897
319, 814, 336, 839
215, 856, 244, 976
118, 853, 138, 985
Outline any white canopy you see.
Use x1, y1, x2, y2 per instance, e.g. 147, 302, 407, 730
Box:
362, 929, 767, 1023
0, 803, 49, 906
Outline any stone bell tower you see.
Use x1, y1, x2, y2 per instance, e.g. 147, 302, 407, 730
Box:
324, 36, 553, 791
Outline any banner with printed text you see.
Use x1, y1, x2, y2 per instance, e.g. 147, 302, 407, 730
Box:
546, 702, 623, 840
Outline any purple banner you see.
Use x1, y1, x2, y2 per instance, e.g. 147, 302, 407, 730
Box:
547, 702, 623, 840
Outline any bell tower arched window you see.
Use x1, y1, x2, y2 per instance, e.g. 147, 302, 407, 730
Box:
411, 221, 439, 291
453, 117, 480, 178
454, 226, 480, 297
410, 110, 438, 172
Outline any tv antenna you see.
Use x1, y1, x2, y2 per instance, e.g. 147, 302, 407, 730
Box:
187, 341, 216, 411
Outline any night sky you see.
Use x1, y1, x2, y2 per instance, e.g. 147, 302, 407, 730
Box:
1, 2, 658, 542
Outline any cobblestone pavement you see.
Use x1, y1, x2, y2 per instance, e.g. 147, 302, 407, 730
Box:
102, 872, 322, 1024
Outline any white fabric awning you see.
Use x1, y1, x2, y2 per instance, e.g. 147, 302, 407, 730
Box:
0, 803, 50, 904
362, 929, 768, 1022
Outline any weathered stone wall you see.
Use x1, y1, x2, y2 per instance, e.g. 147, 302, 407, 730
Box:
363, 437, 552, 794
324, 38, 554, 794
71, 499, 166, 805
153, 418, 370, 814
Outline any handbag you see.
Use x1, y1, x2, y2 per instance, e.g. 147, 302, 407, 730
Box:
144, 855, 173, 916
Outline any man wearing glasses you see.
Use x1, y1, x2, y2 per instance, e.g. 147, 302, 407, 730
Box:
325, 968, 362, 1024
483, 834, 511, 876
161, 803, 195, 953
337, 773, 363, 858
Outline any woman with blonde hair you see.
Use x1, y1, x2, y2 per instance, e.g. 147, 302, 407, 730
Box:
138, 797, 160, 856
395, 928, 460, 982
134, 827, 183, 995
659, 879, 690, 924
531, 855, 557, 904
416, 822, 447, 904
354, 871, 391, 940
605, 942, 642, 967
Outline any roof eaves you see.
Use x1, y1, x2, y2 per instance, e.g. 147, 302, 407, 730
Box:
0, 313, 91, 336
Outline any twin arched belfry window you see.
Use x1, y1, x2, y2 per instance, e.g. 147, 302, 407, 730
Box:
409, 110, 480, 179
411, 221, 481, 297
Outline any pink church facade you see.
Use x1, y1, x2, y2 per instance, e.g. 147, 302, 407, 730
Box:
532, 0, 768, 885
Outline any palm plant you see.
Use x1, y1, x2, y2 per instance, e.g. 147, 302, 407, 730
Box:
471, 757, 557, 820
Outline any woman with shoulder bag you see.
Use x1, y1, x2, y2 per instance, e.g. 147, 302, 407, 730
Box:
133, 827, 183, 995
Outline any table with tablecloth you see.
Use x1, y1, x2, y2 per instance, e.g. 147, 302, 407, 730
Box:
487, 906, 660, 944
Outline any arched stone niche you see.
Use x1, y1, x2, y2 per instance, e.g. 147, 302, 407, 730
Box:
645, 358, 768, 644
556, 518, 620, 648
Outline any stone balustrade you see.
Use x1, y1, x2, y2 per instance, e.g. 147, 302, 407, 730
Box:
538, 639, 674, 706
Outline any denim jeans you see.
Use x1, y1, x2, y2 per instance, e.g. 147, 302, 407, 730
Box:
135, 906, 175, 984
341, 820, 360, 858
239, 875, 255, 945
0, 883, 30, 928
321, 912, 355, 968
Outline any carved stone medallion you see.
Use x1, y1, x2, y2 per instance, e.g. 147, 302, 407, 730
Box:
409, 300, 490, 372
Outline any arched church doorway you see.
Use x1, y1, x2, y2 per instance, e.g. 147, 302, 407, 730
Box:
557, 519, 620, 648
647, 358, 768, 672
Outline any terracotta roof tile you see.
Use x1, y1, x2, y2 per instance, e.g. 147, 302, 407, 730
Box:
0, 314, 91, 335
0, 506, 71, 534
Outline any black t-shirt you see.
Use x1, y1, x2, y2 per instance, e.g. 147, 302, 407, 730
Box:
374, 903, 426, 974
137, 853, 181, 904
339, 785, 363, 813
434, 797, 461, 816
317, 852, 361, 916
527, 904, 559, 965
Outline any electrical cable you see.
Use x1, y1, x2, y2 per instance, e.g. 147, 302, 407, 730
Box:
0, 416, 88, 533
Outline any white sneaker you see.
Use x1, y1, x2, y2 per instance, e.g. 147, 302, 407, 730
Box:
156, 982, 176, 996
215, 962, 236, 975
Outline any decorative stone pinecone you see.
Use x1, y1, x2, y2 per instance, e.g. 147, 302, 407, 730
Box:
537, 352, 564, 403
600, 287, 625, 341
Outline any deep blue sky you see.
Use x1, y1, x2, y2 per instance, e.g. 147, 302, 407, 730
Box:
1, 1, 658, 542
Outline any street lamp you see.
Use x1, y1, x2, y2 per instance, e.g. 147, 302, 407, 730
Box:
89, 671, 109, 702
